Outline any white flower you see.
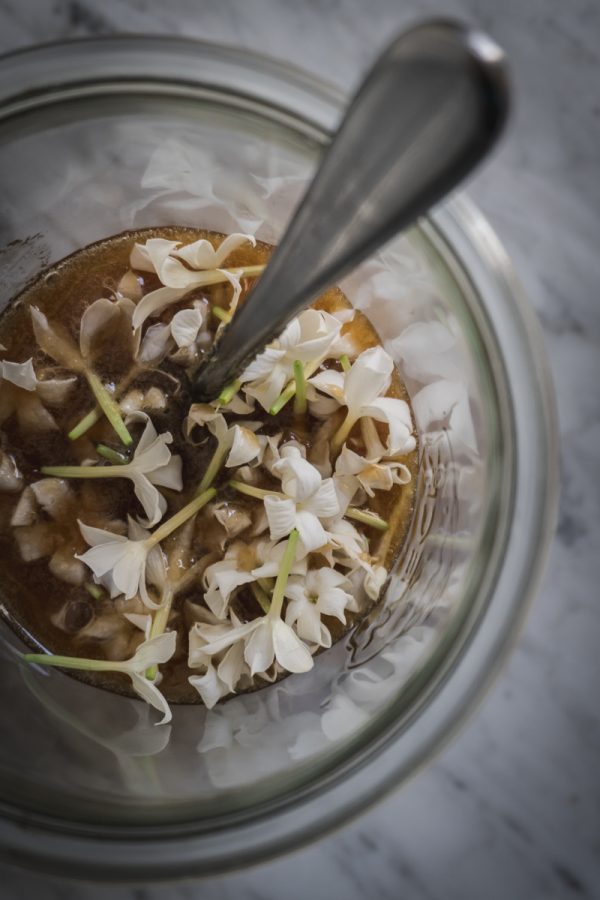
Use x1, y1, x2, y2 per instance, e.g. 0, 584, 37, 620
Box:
188, 614, 250, 708
76, 519, 161, 607
123, 412, 183, 525
0, 357, 76, 430
31, 299, 135, 372
323, 516, 386, 601
136, 300, 208, 366
185, 406, 263, 472
284, 568, 356, 648
239, 308, 345, 411
265, 445, 340, 552
192, 612, 313, 677
308, 346, 416, 455
334, 445, 411, 497
131, 233, 256, 330
202, 538, 306, 619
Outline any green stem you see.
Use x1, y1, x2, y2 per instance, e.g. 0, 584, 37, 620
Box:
96, 443, 129, 465
268, 529, 299, 619
269, 360, 321, 416
258, 577, 275, 594
217, 379, 241, 407
345, 506, 388, 531
69, 363, 143, 441
228, 480, 283, 501
212, 306, 232, 324
251, 581, 271, 615
41, 463, 128, 479
24, 652, 127, 673
339, 354, 351, 373
147, 488, 216, 548
84, 582, 104, 601
331, 411, 358, 454
85, 370, 132, 446
197, 441, 227, 494
293, 360, 307, 416
146, 586, 175, 679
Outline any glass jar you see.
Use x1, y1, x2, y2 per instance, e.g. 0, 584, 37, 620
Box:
0, 37, 557, 880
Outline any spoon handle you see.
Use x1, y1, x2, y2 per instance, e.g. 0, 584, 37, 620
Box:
193, 19, 509, 400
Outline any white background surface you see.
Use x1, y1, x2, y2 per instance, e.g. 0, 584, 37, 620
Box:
0, 1, 598, 898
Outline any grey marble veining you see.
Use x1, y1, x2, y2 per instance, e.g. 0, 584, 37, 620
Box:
0, 0, 599, 898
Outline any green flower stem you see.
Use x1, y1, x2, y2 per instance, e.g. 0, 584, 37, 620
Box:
212, 306, 232, 324
269, 360, 320, 416
217, 379, 241, 406
258, 577, 275, 594
147, 488, 216, 549
85, 370, 132, 446
268, 529, 299, 619
339, 354, 351, 373
197, 441, 228, 494
41, 463, 129, 478
69, 363, 143, 441
24, 652, 128, 673
331, 412, 359, 454
293, 360, 307, 416
146, 586, 175, 679
228, 480, 283, 501
84, 582, 104, 601
96, 444, 129, 465
345, 506, 389, 531
251, 582, 271, 615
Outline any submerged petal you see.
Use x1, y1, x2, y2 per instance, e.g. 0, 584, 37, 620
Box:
271, 618, 314, 673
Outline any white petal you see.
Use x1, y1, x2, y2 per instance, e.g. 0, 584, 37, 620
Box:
364, 565, 387, 600
240, 346, 286, 383
79, 298, 121, 359
302, 478, 340, 520
307, 368, 345, 403
271, 618, 314, 673
130, 472, 165, 527
129, 672, 172, 725
137, 322, 173, 365
78, 520, 128, 548
0, 358, 37, 391
130, 238, 180, 274
217, 641, 247, 693
188, 665, 225, 710
273, 446, 321, 502
128, 631, 177, 669
170, 306, 204, 348
10, 486, 36, 525
36, 375, 77, 405
344, 346, 393, 412
123, 613, 152, 638
226, 426, 261, 468
294, 510, 328, 553
30, 307, 82, 370
30, 478, 74, 520
264, 496, 297, 542
131, 286, 188, 331
363, 396, 415, 456
149, 454, 183, 492
244, 619, 275, 676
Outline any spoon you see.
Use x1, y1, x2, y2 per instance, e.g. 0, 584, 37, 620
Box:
192, 18, 510, 401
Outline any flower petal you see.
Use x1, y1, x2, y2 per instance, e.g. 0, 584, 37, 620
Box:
131, 286, 189, 331
363, 396, 416, 456
344, 346, 393, 412
129, 672, 172, 725
264, 496, 297, 542
188, 665, 225, 710
130, 472, 166, 527
294, 510, 329, 553
244, 619, 275, 676
79, 298, 121, 360
136, 322, 173, 365
128, 631, 177, 669
0, 358, 37, 391
30, 307, 82, 370
271, 618, 314, 673
226, 426, 261, 468
273, 445, 321, 501
170, 306, 204, 348
36, 375, 77, 405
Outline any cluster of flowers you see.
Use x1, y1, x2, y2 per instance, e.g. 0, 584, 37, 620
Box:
0, 233, 415, 723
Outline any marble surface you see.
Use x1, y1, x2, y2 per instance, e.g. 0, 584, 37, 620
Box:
0, 0, 599, 898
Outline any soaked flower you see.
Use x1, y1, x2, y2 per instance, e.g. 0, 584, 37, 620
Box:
131, 233, 257, 330
0, 357, 76, 431
284, 568, 356, 648
24, 632, 177, 725
239, 309, 346, 411
308, 346, 416, 454
266, 445, 339, 552
334, 445, 411, 497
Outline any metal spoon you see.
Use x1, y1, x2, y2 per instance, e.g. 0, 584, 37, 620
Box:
192, 18, 510, 401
